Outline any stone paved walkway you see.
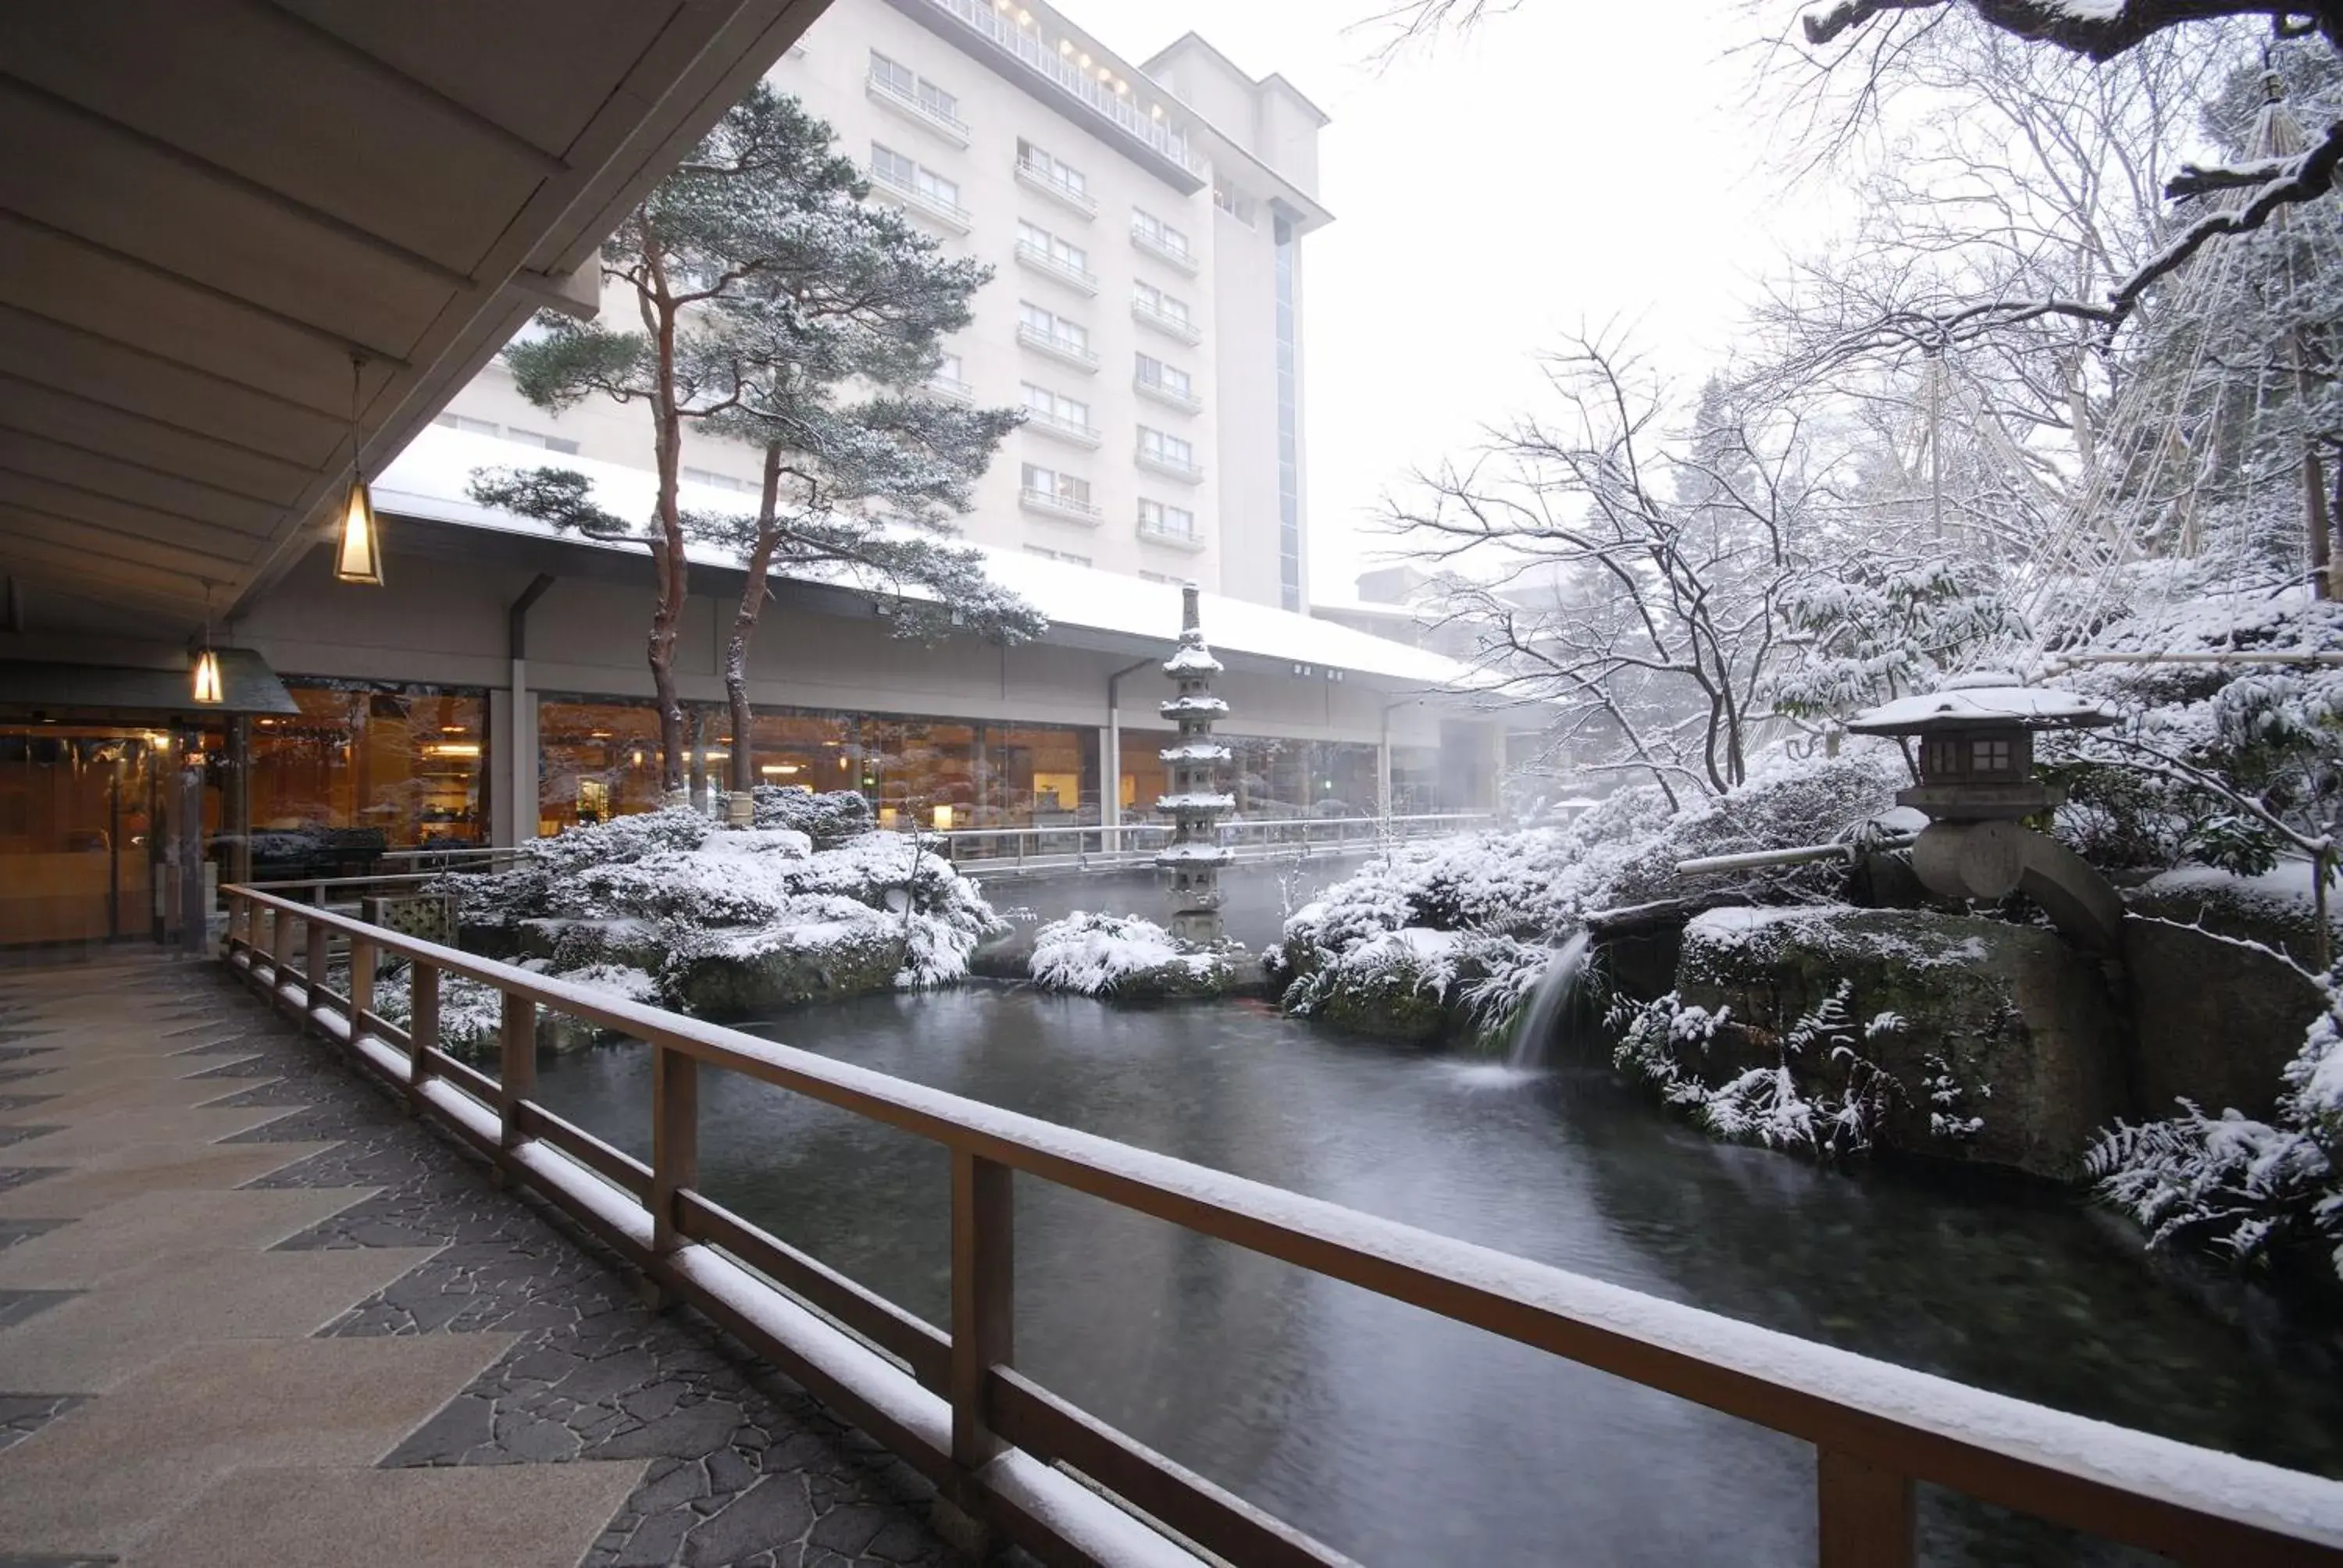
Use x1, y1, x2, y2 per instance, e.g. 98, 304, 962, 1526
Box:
0, 950, 967, 1568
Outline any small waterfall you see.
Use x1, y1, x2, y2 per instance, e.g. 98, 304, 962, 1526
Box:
1507, 932, 1593, 1071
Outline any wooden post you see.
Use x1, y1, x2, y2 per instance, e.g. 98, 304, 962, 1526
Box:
651, 1044, 698, 1256
305, 917, 331, 1030
269, 906, 293, 991
950, 1149, 1014, 1474
498, 989, 536, 1154
408, 961, 439, 1111
1817, 1449, 1913, 1568
348, 937, 375, 1046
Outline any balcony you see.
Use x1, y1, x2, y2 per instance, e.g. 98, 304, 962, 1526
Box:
1017, 323, 1099, 373
1136, 444, 1204, 483
1015, 241, 1098, 298
1024, 408, 1102, 449
928, 374, 974, 404
1015, 159, 1097, 219
866, 164, 971, 233
1136, 515, 1207, 551
866, 69, 971, 147
1020, 486, 1104, 526
922, 0, 1207, 184
1130, 223, 1200, 276
1134, 373, 1202, 416
1130, 295, 1203, 345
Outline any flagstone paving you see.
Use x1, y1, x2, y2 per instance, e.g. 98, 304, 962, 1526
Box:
0, 950, 972, 1568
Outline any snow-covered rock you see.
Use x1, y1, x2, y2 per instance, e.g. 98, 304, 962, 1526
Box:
1272, 754, 1910, 1047
430, 798, 1000, 1023
1027, 912, 1237, 1000
1660, 906, 2126, 1178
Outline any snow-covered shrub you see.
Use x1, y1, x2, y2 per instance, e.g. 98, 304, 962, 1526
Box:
1611, 982, 1898, 1161
424, 805, 1001, 1020
2088, 974, 2343, 1282
1027, 912, 1235, 1000
2042, 594, 2343, 875
1275, 753, 1906, 1046
751, 786, 876, 847
372, 962, 509, 1060
1922, 1049, 1988, 1142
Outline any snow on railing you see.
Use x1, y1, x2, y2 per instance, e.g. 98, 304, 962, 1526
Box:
221, 880, 2343, 1568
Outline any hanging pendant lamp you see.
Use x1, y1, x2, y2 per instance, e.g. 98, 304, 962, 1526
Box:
191, 580, 223, 704
334, 355, 384, 586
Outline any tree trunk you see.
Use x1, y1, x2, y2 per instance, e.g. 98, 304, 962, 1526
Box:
726, 444, 787, 796
647, 243, 690, 796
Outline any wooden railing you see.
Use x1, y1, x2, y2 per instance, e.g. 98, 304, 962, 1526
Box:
218, 882, 2343, 1568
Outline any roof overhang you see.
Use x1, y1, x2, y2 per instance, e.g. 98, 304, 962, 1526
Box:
0, 644, 297, 717
0, 0, 827, 643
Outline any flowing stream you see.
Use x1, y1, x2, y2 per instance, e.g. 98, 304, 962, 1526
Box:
532, 989, 2343, 1566
1506, 931, 1596, 1071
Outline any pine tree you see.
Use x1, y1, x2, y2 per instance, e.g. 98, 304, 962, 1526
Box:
469, 85, 1036, 799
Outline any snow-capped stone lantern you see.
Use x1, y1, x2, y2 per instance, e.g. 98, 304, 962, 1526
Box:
1846, 679, 2126, 950
1155, 583, 1235, 944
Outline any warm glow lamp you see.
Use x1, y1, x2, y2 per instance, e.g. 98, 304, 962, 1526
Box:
334, 356, 385, 586
191, 647, 223, 705
333, 476, 383, 586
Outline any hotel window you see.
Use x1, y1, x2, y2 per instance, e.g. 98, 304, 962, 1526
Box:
1138, 427, 1194, 465
871, 141, 958, 207
433, 412, 497, 436
1017, 221, 1089, 273
1022, 463, 1091, 504
507, 428, 580, 455
936, 351, 964, 382
1132, 282, 1191, 325
1212, 181, 1257, 226
536, 699, 669, 831
1135, 354, 1193, 398
1138, 499, 1196, 537
1132, 208, 1190, 259
869, 52, 959, 123
1016, 139, 1088, 198
248, 683, 490, 854
1021, 383, 1089, 426
1023, 544, 1091, 566
683, 466, 754, 494
1018, 301, 1088, 353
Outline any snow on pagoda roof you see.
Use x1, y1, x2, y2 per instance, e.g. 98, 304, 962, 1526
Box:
1164, 641, 1223, 675
375, 422, 1488, 693
1846, 685, 2119, 735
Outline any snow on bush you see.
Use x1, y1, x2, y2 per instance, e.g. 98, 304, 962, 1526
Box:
1027, 911, 1235, 1000
1610, 982, 1900, 1161
367, 956, 665, 1061
751, 785, 876, 846
2042, 593, 2343, 875
2088, 971, 2343, 1282
1276, 753, 1906, 1044
433, 797, 1000, 1014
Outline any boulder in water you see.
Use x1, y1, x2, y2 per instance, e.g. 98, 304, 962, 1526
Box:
1671, 905, 2125, 1178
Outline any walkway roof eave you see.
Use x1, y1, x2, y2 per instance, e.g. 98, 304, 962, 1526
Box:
0, 0, 827, 643
366, 456, 1511, 710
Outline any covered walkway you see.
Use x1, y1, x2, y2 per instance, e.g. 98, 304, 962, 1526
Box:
0, 950, 958, 1567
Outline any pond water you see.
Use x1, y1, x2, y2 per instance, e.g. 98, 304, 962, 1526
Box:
532, 988, 2343, 1566
971, 850, 1369, 950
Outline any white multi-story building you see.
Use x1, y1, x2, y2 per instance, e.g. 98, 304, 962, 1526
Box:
433, 0, 1330, 612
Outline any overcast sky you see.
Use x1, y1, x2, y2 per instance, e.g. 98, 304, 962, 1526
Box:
1079, 0, 1830, 604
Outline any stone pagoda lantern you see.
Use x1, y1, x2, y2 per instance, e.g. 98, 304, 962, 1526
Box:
1155, 583, 1236, 944
1846, 679, 2124, 950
